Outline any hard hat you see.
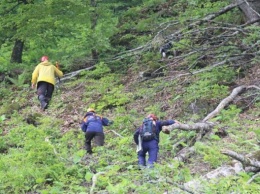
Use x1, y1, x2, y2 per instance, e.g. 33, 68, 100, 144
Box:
147, 114, 158, 121
87, 108, 95, 113
41, 56, 49, 62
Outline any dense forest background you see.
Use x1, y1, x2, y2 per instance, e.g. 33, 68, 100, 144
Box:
0, 0, 259, 193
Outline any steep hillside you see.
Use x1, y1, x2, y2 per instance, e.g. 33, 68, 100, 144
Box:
1, 0, 260, 193
0, 60, 259, 194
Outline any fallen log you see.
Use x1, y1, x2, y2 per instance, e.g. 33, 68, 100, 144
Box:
203, 85, 260, 122
59, 66, 95, 82
222, 149, 260, 169
164, 122, 215, 132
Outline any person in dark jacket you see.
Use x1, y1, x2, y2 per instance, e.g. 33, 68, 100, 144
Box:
159, 42, 172, 58
81, 108, 113, 154
134, 113, 180, 168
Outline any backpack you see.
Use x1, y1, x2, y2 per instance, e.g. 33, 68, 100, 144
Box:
140, 118, 156, 141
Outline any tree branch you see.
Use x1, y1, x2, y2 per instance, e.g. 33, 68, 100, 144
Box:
203, 85, 260, 122
203, 85, 247, 122
59, 66, 95, 82
90, 172, 105, 194
165, 122, 215, 132
247, 172, 260, 184
222, 149, 260, 169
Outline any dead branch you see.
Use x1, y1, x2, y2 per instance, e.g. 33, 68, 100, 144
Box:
203, 85, 247, 122
90, 172, 105, 194
166, 1, 243, 41
174, 147, 195, 163
166, 179, 196, 194
172, 138, 188, 150
164, 122, 215, 132
106, 130, 124, 138
59, 66, 95, 82
203, 85, 260, 122
222, 149, 260, 169
247, 172, 260, 184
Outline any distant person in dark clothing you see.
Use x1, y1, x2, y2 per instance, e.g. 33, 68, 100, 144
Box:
81, 108, 113, 154
159, 42, 173, 58
31, 56, 63, 110
134, 113, 180, 168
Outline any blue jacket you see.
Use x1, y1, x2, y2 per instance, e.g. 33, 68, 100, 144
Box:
81, 112, 111, 133
134, 119, 175, 144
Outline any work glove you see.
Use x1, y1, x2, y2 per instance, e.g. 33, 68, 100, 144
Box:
162, 128, 170, 134
174, 120, 181, 125
108, 120, 114, 125
55, 61, 60, 70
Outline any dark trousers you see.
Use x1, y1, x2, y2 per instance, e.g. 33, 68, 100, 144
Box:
85, 131, 104, 153
37, 81, 54, 103
138, 139, 159, 167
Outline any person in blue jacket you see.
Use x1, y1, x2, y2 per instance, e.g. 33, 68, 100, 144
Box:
134, 113, 180, 168
81, 108, 113, 154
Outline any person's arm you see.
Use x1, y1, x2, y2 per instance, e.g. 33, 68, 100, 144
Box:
101, 117, 113, 126
80, 121, 87, 132
31, 66, 39, 89
159, 119, 181, 134
133, 128, 140, 144
160, 120, 175, 126
54, 66, 63, 78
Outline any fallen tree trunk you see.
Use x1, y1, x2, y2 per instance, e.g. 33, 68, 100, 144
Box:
203, 85, 247, 122
165, 84, 259, 163
59, 66, 95, 82
222, 149, 260, 169
203, 85, 260, 122
166, 85, 258, 133
164, 122, 215, 132
183, 149, 260, 192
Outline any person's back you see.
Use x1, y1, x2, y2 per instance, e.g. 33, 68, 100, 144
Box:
32, 59, 63, 86
134, 113, 180, 168
31, 56, 63, 110
82, 112, 107, 133
81, 108, 113, 154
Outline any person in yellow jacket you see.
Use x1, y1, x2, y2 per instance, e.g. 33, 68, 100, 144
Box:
31, 56, 63, 110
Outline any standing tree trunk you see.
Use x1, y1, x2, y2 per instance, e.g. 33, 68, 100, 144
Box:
10, 0, 29, 63
90, 0, 99, 62
10, 39, 24, 63
236, 0, 260, 25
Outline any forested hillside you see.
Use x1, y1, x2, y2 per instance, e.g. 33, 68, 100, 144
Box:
0, 0, 259, 193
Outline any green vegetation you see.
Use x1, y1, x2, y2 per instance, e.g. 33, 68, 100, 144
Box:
1, 0, 260, 193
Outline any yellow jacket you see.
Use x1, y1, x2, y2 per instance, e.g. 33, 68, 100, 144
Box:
31, 61, 63, 86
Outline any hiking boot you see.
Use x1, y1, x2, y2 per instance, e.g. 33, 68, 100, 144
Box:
39, 95, 48, 110
147, 164, 154, 169
138, 165, 146, 170
87, 150, 93, 154
41, 101, 48, 110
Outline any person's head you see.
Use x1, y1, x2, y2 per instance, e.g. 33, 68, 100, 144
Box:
147, 114, 158, 121
41, 56, 49, 62
87, 108, 95, 113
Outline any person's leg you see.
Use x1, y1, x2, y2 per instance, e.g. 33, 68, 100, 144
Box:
95, 132, 104, 146
137, 146, 147, 167
147, 141, 159, 168
45, 83, 54, 108
85, 132, 96, 154
37, 82, 48, 110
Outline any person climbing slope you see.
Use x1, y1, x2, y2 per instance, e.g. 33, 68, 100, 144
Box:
31, 56, 63, 110
134, 113, 180, 169
81, 108, 113, 154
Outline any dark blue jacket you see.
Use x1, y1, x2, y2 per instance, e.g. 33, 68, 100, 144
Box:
134, 119, 175, 144
81, 112, 110, 133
